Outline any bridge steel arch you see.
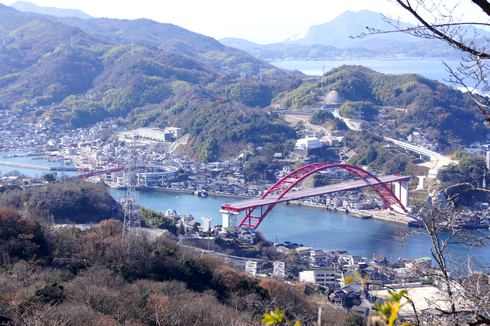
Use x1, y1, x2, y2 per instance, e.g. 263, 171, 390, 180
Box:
236, 163, 408, 229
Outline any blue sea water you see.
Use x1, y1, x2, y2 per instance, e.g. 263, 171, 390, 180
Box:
271, 58, 460, 82
0, 154, 76, 178
112, 189, 490, 271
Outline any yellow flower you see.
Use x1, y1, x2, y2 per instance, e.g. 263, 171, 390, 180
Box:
262, 309, 286, 326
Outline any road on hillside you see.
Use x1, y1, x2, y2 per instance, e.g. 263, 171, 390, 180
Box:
283, 111, 456, 180
384, 137, 456, 178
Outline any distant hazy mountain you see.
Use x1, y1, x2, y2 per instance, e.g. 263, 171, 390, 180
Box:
222, 10, 461, 60
295, 10, 415, 48
11, 1, 92, 19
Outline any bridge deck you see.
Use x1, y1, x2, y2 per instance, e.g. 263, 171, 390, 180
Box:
223, 175, 410, 212
0, 161, 54, 171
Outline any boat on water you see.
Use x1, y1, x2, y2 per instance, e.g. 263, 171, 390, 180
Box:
408, 220, 423, 228
193, 190, 208, 198
358, 214, 372, 219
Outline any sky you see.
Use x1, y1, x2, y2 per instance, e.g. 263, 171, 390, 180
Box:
2, 0, 488, 43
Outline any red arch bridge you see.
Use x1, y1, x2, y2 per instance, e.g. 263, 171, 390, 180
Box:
221, 163, 411, 229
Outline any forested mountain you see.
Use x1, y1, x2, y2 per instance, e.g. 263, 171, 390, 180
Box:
274, 65, 489, 151
0, 5, 300, 112
0, 4, 487, 158
0, 4, 301, 159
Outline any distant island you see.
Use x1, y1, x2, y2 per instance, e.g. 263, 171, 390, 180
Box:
221, 10, 470, 61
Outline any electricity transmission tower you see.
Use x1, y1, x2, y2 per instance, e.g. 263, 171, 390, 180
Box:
122, 144, 139, 239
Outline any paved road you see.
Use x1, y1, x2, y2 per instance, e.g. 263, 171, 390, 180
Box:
332, 109, 362, 131
283, 110, 455, 180
384, 137, 456, 178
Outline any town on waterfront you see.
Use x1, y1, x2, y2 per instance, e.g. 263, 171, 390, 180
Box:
1, 100, 490, 317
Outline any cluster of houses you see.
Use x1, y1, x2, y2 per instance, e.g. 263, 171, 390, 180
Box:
242, 240, 444, 319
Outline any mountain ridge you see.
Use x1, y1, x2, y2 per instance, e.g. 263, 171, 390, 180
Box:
273, 65, 488, 151
11, 1, 92, 19
0, 4, 486, 159
293, 10, 415, 47
0, 5, 301, 160
221, 10, 463, 60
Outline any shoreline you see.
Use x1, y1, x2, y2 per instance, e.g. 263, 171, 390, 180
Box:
114, 186, 415, 226
1, 152, 415, 227
287, 200, 415, 225
111, 185, 253, 200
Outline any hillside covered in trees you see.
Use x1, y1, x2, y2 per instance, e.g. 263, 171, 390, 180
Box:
2, 3, 487, 159
275, 66, 488, 151
0, 4, 300, 160
0, 181, 122, 223
343, 130, 418, 176
0, 209, 357, 325
437, 152, 490, 207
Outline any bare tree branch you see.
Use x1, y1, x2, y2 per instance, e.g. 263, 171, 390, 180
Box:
354, 22, 490, 38
354, 1, 490, 121
394, 0, 490, 58
471, 0, 490, 16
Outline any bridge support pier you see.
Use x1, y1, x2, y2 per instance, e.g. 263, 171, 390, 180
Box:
220, 209, 238, 229
392, 181, 409, 213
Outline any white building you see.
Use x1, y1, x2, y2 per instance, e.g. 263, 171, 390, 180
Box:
338, 254, 356, 267
136, 128, 167, 142
201, 217, 213, 233
405, 257, 432, 271
245, 260, 258, 276
487, 151, 490, 170
295, 246, 313, 259
323, 135, 344, 146
165, 127, 182, 139
119, 127, 183, 143
136, 170, 178, 187
299, 269, 341, 288
310, 250, 329, 267
295, 136, 324, 152
272, 261, 286, 279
